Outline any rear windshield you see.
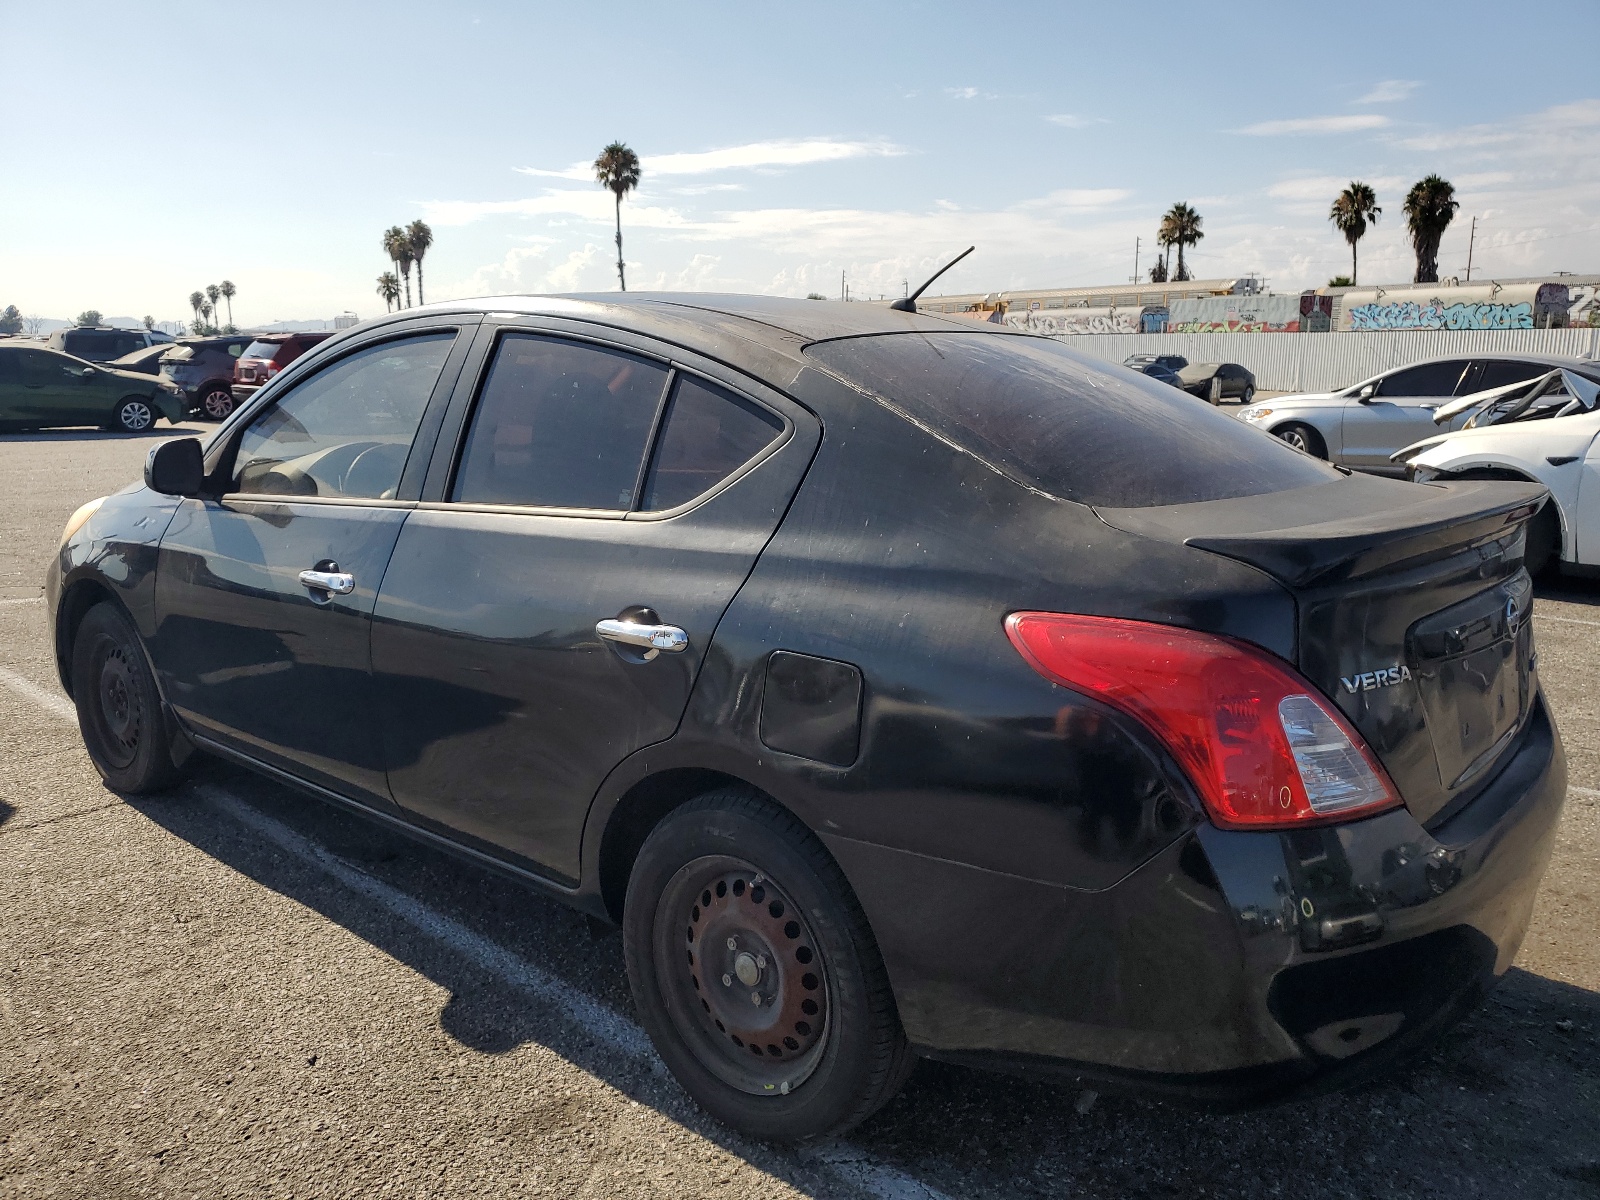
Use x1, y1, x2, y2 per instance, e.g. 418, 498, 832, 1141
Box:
805, 333, 1339, 508
242, 340, 286, 360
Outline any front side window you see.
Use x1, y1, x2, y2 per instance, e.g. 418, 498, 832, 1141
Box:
1376, 360, 1469, 398
641, 375, 783, 510
452, 334, 669, 509
233, 332, 454, 500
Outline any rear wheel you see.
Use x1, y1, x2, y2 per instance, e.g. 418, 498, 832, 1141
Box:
70, 603, 184, 793
624, 789, 912, 1142
1276, 422, 1327, 459
1523, 502, 1559, 577
198, 383, 235, 421
111, 397, 155, 433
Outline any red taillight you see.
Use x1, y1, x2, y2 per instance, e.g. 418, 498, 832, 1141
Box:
265, 361, 280, 377
1005, 612, 1400, 830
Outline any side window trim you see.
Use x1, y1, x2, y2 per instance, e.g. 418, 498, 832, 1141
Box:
213, 322, 476, 504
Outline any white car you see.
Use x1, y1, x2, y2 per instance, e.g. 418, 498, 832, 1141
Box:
1395, 369, 1600, 574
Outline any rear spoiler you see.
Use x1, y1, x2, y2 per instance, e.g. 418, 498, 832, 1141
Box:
1098, 477, 1547, 588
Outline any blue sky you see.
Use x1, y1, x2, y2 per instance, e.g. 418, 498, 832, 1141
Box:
3, 1, 1598, 327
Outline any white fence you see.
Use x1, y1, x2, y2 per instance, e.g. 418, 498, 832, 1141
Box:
1048, 328, 1600, 393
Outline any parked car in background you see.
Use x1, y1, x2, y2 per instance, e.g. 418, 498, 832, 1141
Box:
231, 332, 334, 404
1237, 354, 1600, 476
1395, 367, 1600, 575
1131, 360, 1184, 388
47, 326, 172, 362
48, 294, 1564, 1142
1124, 353, 1188, 373
0, 343, 183, 432
161, 335, 253, 420
108, 344, 177, 376
1178, 362, 1255, 404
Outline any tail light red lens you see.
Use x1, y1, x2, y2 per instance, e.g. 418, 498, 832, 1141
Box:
1005, 612, 1400, 830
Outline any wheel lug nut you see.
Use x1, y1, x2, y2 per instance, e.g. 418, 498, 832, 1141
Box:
756, 955, 766, 969
750, 992, 761, 1005
726, 937, 737, 950
721, 974, 732, 987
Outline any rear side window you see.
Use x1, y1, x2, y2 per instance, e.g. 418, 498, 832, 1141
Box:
806, 333, 1338, 508
1475, 360, 1550, 392
453, 334, 670, 509
1376, 360, 1469, 397
641, 376, 783, 511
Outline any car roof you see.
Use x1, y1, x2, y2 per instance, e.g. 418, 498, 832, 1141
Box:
343, 293, 1019, 367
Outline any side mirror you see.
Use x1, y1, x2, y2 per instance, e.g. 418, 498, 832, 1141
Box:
145, 437, 205, 497
1357, 383, 1377, 401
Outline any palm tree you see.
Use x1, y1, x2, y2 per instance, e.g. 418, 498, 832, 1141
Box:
406, 221, 433, 305
1403, 175, 1458, 284
376, 272, 401, 313
593, 141, 642, 290
219, 280, 236, 329
1328, 182, 1381, 286
1156, 212, 1178, 280
200, 301, 214, 332
188, 290, 204, 327
205, 283, 221, 328
1163, 203, 1204, 281
382, 226, 412, 307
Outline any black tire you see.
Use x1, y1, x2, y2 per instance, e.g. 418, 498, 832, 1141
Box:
198, 383, 235, 421
623, 788, 913, 1142
1524, 501, 1559, 577
112, 397, 156, 433
70, 603, 184, 793
1276, 421, 1327, 459
1241, 385, 1255, 405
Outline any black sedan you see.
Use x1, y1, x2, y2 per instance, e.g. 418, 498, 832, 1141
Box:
1132, 360, 1184, 388
47, 295, 1563, 1143
1179, 360, 1256, 403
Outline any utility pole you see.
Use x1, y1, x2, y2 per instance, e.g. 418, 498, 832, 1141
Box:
840, 269, 845, 302
1132, 236, 1140, 285
1465, 216, 1477, 282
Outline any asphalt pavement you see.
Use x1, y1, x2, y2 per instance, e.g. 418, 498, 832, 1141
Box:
1, 427, 1596, 1199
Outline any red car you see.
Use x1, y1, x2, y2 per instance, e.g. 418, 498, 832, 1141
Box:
231, 332, 334, 405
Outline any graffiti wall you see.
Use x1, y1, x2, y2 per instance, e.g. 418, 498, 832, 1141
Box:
1347, 299, 1534, 331
1006, 307, 1150, 335
1166, 295, 1302, 333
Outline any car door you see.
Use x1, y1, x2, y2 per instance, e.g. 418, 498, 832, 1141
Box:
150, 320, 476, 805
0, 349, 22, 421
370, 322, 820, 883
1342, 359, 1470, 473
14, 349, 90, 424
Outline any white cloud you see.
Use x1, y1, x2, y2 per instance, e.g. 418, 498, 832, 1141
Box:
945, 86, 985, 100
1044, 114, 1108, 128
1267, 175, 1406, 204
1356, 79, 1420, 104
1240, 114, 1390, 136
516, 138, 904, 181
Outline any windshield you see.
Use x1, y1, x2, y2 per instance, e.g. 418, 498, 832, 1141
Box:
805, 333, 1339, 508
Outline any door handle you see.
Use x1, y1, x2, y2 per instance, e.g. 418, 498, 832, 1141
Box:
595, 617, 688, 660
298, 568, 355, 595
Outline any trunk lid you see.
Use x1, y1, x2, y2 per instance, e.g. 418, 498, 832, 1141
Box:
1098, 475, 1545, 826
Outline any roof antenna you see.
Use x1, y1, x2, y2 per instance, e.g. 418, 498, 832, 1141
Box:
890, 246, 974, 313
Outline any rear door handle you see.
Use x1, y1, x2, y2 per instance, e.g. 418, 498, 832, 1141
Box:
298, 568, 355, 595
595, 618, 688, 659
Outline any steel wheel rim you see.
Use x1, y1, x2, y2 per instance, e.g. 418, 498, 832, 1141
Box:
1281, 428, 1308, 451
202, 389, 233, 420
120, 402, 153, 431
93, 641, 141, 768
654, 855, 831, 1097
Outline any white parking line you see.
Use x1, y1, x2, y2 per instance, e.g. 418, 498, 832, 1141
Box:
0, 596, 44, 607
0, 666, 951, 1200
0, 665, 77, 722
1536, 612, 1600, 628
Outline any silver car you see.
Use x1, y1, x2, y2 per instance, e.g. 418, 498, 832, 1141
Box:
1237, 353, 1600, 476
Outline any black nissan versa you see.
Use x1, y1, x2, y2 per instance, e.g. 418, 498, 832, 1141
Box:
46, 295, 1565, 1143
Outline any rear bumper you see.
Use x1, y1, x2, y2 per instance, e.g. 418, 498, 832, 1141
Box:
230, 383, 261, 403
826, 694, 1565, 1103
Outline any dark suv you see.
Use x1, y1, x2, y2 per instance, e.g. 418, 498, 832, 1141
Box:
161, 335, 253, 420
232, 333, 333, 404
47, 327, 173, 363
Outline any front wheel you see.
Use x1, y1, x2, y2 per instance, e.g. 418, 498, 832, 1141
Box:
1276, 421, 1327, 459
70, 603, 185, 793
624, 790, 913, 1142
1241, 385, 1255, 405
112, 397, 156, 433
